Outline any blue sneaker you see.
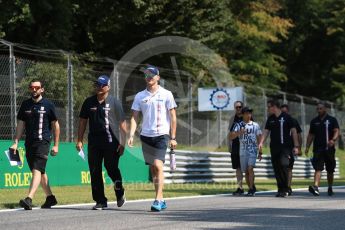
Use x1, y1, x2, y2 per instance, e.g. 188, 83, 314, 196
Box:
151, 200, 161, 212
160, 200, 167, 210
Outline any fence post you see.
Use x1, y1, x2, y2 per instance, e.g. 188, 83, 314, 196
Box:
9, 43, 17, 140
297, 95, 306, 147
188, 77, 193, 146
67, 55, 74, 142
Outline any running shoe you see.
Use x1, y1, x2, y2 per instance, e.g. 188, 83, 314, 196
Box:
41, 195, 57, 209
308, 185, 320, 196
151, 200, 162, 212
19, 197, 33, 210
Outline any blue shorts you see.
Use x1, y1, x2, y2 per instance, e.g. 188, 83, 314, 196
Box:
140, 135, 169, 165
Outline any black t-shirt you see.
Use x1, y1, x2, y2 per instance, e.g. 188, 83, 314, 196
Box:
309, 114, 339, 152
229, 115, 242, 151
17, 98, 57, 144
264, 112, 296, 150
79, 95, 125, 144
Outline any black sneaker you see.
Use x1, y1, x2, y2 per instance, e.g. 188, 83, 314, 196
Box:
92, 203, 107, 210
232, 188, 244, 196
41, 195, 57, 209
117, 192, 126, 207
253, 185, 257, 193
308, 185, 320, 196
275, 192, 287, 198
246, 189, 255, 197
19, 197, 33, 210
288, 187, 292, 196
328, 187, 334, 196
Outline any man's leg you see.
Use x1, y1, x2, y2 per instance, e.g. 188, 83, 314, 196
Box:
314, 170, 322, 187
28, 169, 42, 198
151, 159, 164, 201
247, 166, 254, 189
327, 172, 334, 187
88, 145, 107, 205
41, 173, 53, 196
236, 167, 243, 189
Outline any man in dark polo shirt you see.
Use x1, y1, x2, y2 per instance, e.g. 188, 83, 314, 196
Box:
259, 100, 299, 197
228, 101, 244, 195
76, 75, 127, 210
280, 104, 303, 196
10, 79, 60, 210
305, 102, 339, 196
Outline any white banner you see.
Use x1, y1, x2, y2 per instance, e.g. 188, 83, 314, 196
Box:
198, 87, 243, 111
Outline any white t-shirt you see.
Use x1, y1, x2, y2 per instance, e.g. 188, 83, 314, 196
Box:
131, 86, 177, 137
233, 121, 262, 156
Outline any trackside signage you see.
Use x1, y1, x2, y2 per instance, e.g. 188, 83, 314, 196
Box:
0, 141, 149, 189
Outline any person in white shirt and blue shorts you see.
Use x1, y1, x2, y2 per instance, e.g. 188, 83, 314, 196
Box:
128, 65, 177, 212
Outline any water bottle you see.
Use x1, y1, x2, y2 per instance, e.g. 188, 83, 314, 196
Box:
169, 148, 176, 171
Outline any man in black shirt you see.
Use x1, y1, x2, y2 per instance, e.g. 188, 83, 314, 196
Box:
228, 101, 244, 195
76, 75, 127, 210
10, 79, 60, 210
305, 102, 339, 196
280, 104, 303, 195
259, 100, 299, 197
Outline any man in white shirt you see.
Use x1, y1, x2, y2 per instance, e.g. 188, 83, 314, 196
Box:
128, 65, 177, 212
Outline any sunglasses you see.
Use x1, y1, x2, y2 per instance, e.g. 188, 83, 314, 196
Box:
316, 107, 324, 110
95, 83, 108, 88
235, 106, 242, 109
29, 86, 41, 90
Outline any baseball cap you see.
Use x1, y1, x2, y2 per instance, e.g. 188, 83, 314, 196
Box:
242, 106, 253, 113
143, 65, 159, 78
95, 75, 110, 86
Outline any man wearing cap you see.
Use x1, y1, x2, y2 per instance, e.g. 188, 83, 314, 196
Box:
305, 102, 339, 196
11, 79, 60, 210
259, 100, 299, 197
76, 75, 127, 210
280, 104, 303, 196
230, 107, 262, 196
128, 65, 177, 212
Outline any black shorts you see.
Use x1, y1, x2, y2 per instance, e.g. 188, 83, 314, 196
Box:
25, 140, 50, 174
140, 135, 169, 165
230, 144, 240, 169
312, 149, 336, 173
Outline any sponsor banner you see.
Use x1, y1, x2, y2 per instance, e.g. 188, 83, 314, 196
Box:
198, 87, 243, 111
0, 140, 149, 189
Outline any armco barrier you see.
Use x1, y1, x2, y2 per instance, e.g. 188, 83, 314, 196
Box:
0, 141, 149, 189
164, 150, 340, 183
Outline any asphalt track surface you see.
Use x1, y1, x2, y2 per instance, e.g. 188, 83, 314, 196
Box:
0, 187, 344, 230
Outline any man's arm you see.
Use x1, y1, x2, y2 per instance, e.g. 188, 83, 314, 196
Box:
169, 108, 177, 149
128, 110, 140, 147
291, 127, 299, 155
328, 128, 340, 147
258, 129, 270, 151
76, 118, 88, 151
305, 133, 315, 156
10, 120, 25, 151
51, 120, 60, 155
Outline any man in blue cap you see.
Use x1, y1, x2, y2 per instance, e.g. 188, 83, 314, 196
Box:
76, 75, 127, 210
128, 65, 177, 212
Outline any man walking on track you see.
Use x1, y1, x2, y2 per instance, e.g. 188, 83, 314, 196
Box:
128, 65, 177, 212
11, 79, 60, 210
305, 102, 339, 196
76, 75, 127, 210
228, 101, 245, 195
280, 104, 303, 196
259, 100, 299, 197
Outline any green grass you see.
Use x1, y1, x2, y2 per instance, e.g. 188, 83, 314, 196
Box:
1, 178, 345, 209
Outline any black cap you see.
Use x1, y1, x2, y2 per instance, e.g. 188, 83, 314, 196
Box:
241, 106, 253, 113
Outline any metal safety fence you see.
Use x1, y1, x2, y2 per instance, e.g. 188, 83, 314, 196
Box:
1, 39, 344, 149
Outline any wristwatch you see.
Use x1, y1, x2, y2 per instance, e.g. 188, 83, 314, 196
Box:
170, 137, 176, 140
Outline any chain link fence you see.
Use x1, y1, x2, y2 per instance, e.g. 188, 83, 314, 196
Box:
1, 39, 344, 149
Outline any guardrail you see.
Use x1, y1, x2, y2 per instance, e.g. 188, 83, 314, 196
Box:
164, 150, 340, 183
